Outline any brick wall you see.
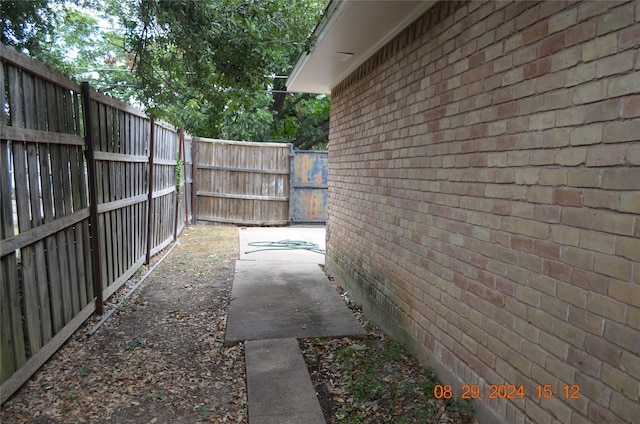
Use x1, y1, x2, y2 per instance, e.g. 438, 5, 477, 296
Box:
326, 1, 639, 423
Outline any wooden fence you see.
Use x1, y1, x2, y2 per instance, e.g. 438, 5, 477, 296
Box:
0, 44, 325, 404
194, 138, 291, 225
0, 44, 191, 403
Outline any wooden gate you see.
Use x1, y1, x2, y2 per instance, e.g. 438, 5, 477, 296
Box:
192, 139, 328, 225
289, 150, 328, 223
195, 138, 291, 225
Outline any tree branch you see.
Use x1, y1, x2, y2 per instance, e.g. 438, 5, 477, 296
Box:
294, 119, 329, 150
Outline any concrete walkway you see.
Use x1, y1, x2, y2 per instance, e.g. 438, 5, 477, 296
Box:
226, 226, 366, 423
245, 338, 325, 424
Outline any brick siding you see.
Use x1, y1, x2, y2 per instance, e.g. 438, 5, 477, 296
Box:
326, 1, 639, 423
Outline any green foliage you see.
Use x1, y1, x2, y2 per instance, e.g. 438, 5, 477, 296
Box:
272, 94, 330, 149
1, 0, 53, 52
335, 339, 405, 401
113, 0, 329, 144
221, 91, 274, 141
329, 336, 460, 423
175, 157, 184, 197
3, 0, 330, 148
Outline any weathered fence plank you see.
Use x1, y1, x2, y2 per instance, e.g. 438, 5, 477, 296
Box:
289, 150, 329, 223
195, 138, 291, 225
1, 45, 188, 404
0, 143, 26, 382
2, 43, 327, 405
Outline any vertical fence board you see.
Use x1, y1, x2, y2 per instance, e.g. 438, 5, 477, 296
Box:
23, 72, 49, 353
33, 79, 54, 343
1, 46, 188, 403
195, 138, 290, 225
0, 59, 24, 378
1, 44, 328, 404
11, 68, 46, 357
0, 141, 26, 380
52, 88, 74, 326
81, 82, 102, 315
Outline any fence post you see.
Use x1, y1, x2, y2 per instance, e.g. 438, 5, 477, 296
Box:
288, 144, 295, 223
182, 130, 189, 228
80, 82, 103, 315
173, 127, 184, 239
191, 137, 198, 224
145, 118, 156, 264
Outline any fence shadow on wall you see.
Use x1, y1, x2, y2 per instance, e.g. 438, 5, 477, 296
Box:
0, 44, 192, 403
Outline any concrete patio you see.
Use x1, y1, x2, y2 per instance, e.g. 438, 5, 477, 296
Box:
225, 226, 366, 423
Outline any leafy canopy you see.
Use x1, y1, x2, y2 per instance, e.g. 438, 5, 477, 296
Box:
2, 0, 330, 148
117, 0, 328, 145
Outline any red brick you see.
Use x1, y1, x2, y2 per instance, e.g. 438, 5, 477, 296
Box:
504, 0, 535, 21
584, 333, 622, 366
491, 200, 512, 216
622, 96, 640, 118
567, 346, 602, 377
538, 0, 566, 20
515, 4, 541, 30
523, 21, 549, 44
534, 240, 561, 259
553, 188, 583, 206
572, 269, 609, 295
485, 289, 506, 307
523, 58, 551, 78
564, 20, 596, 47
511, 235, 533, 252
544, 260, 573, 282
538, 33, 565, 56
619, 21, 640, 49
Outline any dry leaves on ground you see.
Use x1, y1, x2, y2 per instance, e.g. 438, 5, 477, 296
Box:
300, 271, 479, 424
1, 225, 246, 424
4, 224, 478, 424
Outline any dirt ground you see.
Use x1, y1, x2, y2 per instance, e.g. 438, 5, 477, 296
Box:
2, 224, 475, 424
1, 225, 246, 423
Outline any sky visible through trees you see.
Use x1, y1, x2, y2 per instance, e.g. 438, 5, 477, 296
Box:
2, 0, 330, 149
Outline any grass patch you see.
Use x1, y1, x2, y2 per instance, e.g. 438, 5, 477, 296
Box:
301, 333, 475, 423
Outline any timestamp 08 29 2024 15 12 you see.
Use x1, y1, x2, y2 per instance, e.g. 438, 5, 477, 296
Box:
433, 384, 581, 400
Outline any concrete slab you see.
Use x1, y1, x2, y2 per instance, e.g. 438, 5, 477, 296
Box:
225, 260, 366, 343
228, 225, 365, 423
245, 338, 325, 424
239, 226, 326, 264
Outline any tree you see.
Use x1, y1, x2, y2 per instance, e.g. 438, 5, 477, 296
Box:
3, 0, 330, 149
116, 0, 329, 147
2, 1, 55, 56
2, 1, 139, 101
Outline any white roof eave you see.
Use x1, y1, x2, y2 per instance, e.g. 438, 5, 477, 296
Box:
287, 0, 436, 94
